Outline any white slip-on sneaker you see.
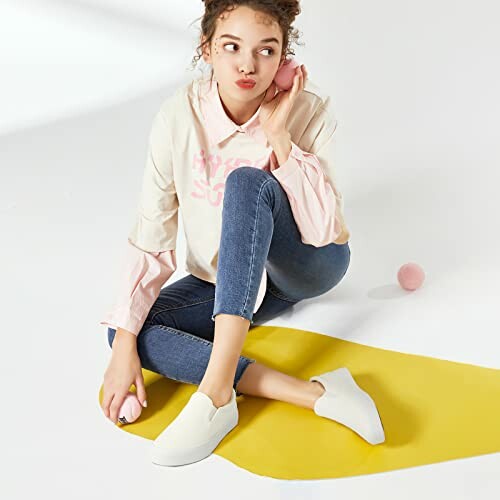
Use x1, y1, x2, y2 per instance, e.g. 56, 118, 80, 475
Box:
151, 388, 239, 466
309, 367, 386, 445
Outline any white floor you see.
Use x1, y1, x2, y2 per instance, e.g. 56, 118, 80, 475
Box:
2, 1, 499, 498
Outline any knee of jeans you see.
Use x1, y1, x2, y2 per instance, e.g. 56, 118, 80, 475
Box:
225, 167, 279, 209
226, 166, 268, 187
107, 327, 116, 348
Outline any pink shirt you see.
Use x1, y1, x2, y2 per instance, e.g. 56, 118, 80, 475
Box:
100, 75, 350, 336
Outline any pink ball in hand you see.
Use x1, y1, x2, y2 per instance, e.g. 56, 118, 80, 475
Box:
273, 57, 301, 90
397, 262, 425, 291
118, 392, 143, 424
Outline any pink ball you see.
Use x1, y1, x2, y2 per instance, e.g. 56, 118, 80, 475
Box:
118, 392, 143, 424
273, 57, 301, 90
397, 263, 425, 291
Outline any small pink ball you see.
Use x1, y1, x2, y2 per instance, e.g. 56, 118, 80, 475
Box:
397, 263, 425, 291
273, 57, 301, 90
118, 392, 143, 424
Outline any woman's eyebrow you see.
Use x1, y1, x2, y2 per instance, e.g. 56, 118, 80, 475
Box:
219, 34, 279, 45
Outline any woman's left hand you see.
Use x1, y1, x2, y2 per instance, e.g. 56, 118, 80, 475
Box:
259, 64, 308, 140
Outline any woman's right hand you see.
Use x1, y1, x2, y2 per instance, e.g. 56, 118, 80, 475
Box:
101, 331, 148, 424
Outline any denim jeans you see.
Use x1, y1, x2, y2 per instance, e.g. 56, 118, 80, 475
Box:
107, 166, 351, 396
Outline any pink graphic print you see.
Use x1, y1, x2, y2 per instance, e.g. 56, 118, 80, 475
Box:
190, 149, 270, 208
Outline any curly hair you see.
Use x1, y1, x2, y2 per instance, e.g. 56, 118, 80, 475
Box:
187, 0, 304, 77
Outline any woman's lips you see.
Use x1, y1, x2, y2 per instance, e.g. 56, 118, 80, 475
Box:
236, 80, 256, 89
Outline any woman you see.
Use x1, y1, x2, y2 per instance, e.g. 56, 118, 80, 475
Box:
100, 0, 384, 466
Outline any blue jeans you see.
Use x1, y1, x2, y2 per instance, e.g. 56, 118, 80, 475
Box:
107, 167, 351, 395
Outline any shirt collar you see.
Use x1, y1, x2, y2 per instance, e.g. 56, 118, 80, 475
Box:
199, 76, 269, 148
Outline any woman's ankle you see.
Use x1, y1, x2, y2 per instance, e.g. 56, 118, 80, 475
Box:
197, 381, 234, 408
310, 381, 326, 399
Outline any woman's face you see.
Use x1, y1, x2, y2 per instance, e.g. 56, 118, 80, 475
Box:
202, 5, 285, 105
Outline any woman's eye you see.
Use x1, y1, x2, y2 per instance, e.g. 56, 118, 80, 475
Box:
223, 43, 274, 56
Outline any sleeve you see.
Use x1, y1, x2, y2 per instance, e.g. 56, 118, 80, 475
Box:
127, 107, 179, 252
99, 241, 177, 336
269, 96, 350, 246
99, 106, 180, 336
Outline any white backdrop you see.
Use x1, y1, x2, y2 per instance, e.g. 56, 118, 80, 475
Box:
1, 1, 499, 498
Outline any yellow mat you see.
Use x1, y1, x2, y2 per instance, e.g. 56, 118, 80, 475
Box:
98, 325, 500, 479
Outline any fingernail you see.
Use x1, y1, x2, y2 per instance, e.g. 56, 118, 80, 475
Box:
142, 400, 148, 408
